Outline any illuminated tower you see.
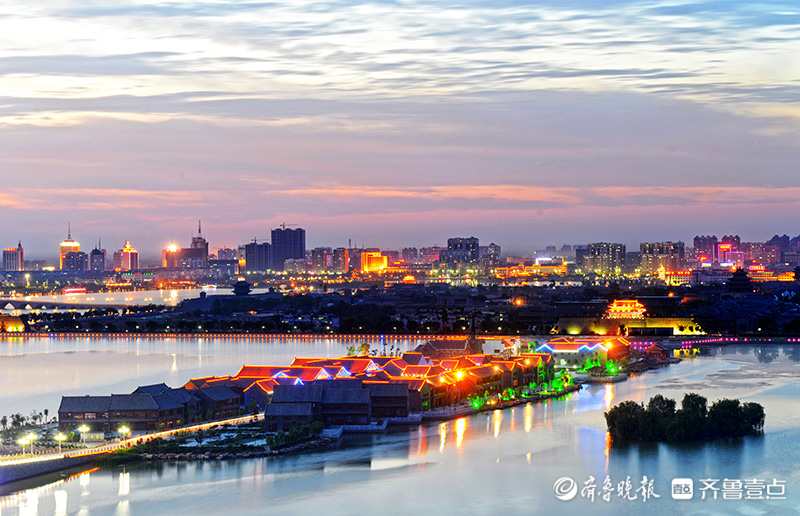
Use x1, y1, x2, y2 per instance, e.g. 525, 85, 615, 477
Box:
59, 224, 80, 270
114, 241, 139, 271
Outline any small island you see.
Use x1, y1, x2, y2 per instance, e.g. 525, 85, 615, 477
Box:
605, 393, 765, 442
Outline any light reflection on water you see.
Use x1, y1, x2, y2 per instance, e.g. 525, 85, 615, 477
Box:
3, 344, 800, 515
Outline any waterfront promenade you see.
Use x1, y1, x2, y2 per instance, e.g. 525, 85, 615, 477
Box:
0, 414, 263, 484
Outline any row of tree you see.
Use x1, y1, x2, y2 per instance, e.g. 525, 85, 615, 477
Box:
605, 393, 765, 442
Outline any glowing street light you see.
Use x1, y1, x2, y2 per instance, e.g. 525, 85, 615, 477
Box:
18, 435, 30, 455
78, 425, 90, 446
55, 433, 67, 453
118, 425, 130, 440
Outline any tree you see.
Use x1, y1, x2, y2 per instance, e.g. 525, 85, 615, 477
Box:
665, 409, 701, 442
647, 395, 676, 419
605, 401, 644, 440
681, 393, 708, 418
742, 402, 766, 433
707, 398, 745, 437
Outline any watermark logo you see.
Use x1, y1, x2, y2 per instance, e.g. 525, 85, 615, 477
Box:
672, 478, 693, 500
554, 477, 578, 501
554, 476, 785, 503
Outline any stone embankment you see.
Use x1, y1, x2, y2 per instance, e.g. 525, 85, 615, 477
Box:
0, 455, 95, 485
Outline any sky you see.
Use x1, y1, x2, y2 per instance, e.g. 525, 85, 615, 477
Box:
2, 0, 800, 261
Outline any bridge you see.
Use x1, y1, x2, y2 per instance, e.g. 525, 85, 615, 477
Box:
0, 299, 127, 311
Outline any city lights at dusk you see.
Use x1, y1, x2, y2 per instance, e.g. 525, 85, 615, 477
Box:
2, 2, 800, 515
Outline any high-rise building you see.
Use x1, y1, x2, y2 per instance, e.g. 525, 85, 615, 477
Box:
742, 243, 780, 264
693, 235, 718, 262
639, 242, 685, 275
348, 248, 362, 272
190, 221, 209, 267
59, 225, 80, 270
720, 235, 741, 252
311, 248, 329, 272
244, 241, 271, 273
63, 251, 88, 271
163, 222, 210, 268
217, 247, 237, 261
271, 227, 305, 272
89, 246, 105, 272
585, 243, 626, 276
440, 237, 479, 266
333, 248, 349, 272
3, 242, 23, 271
113, 241, 139, 271
574, 245, 588, 270
401, 247, 419, 263
420, 246, 443, 264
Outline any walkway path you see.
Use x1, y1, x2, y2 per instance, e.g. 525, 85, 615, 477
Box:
0, 414, 264, 468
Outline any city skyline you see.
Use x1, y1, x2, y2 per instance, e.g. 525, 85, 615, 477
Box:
5, 221, 800, 264
2, 1, 800, 256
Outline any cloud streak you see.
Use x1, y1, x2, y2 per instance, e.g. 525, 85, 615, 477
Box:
264, 183, 800, 208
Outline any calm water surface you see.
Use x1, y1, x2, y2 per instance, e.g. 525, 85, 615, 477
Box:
2, 340, 800, 516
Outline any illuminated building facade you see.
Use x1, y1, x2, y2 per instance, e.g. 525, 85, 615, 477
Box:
585, 242, 625, 276
59, 226, 80, 270
271, 227, 305, 272
606, 300, 646, 319
113, 241, 139, 271
665, 271, 692, 286
244, 241, 271, 272
361, 251, 388, 272
333, 248, 349, 272
163, 223, 209, 268
535, 337, 622, 370
639, 241, 685, 275
2, 242, 23, 271
693, 235, 718, 263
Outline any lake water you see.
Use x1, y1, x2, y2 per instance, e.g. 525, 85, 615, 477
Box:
1, 339, 800, 516
0, 287, 234, 311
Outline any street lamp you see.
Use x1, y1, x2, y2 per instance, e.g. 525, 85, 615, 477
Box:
78, 425, 90, 446
118, 425, 130, 441
18, 435, 30, 455
55, 433, 67, 454
26, 433, 37, 455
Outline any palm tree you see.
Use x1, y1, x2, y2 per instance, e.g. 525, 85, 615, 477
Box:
0, 416, 7, 431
